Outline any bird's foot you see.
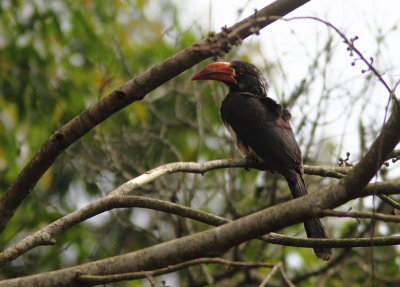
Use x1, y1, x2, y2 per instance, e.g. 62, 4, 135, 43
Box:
244, 154, 259, 171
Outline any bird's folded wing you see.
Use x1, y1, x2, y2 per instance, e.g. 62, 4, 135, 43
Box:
221, 92, 303, 177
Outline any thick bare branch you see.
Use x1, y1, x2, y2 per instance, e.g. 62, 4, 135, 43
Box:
0, 195, 226, 266
1, 156, 398, 267
0, 0, 311, 235
1, 92, 397, 287
1, 3, 399, 286
0, 178, 400, 266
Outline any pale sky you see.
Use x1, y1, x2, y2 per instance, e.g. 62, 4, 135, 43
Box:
173, 0, 400, 178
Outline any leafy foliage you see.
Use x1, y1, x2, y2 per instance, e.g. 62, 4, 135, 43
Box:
0, 0, 399, 286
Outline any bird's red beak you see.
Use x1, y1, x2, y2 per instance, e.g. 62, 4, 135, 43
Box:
191, 62, 236, 83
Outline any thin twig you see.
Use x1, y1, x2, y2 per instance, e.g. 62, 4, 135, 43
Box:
0, 195, 227, 266
279, 263, 296, 287
0, 0, 312, 235
77, 257, 273, 284
279, 16, 392, 94
258, 262, 282, 287
258, 262, 296, 287
145, 274, 157, 287
322, 209, 400, 222
262, 232, 400, 248
378, 194, 400, 210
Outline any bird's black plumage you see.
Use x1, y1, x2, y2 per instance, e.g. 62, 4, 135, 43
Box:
192, 60, 331, 260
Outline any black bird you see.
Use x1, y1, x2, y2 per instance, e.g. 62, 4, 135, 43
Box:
192, 60, 331, 261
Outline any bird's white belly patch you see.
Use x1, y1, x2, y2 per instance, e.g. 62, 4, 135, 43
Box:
224, 122, 265, 164
224, 123, 251, 156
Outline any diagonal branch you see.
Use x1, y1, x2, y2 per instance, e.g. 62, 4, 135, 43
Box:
2, 178, 399, 267
0, 0, 311, 235
259, 262, 295, 287
378, 194, 400, 210
0, 195, 225, 266
1, 87, 398, 287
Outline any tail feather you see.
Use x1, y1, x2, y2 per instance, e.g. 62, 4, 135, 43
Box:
287, 174, 332, 261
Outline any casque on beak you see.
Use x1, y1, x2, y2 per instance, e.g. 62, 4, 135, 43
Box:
191, 62, 236, 83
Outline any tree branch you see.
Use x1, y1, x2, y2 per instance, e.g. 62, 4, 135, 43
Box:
378, 194, 400, 210
0, 0, 311, 235
388, 149, 400, 161
77, 257, 273, 285
322, 209, 400, 222
108, 158, 351, 196
1, 156, 398, 266
258, 262, 295, 287
0, 178, 400, 266
280, 16, 394, 95
262, 233, 400, 248
1, 3, 399, 286
1, 87, 397, 287
0, 195, 226, 266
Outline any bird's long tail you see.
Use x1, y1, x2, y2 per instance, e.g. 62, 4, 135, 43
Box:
287, 174, 332, 261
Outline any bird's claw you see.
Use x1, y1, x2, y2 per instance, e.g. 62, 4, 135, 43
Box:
244, 154, 259, 171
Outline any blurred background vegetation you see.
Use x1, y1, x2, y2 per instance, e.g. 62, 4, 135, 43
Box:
0, 0, 399, 286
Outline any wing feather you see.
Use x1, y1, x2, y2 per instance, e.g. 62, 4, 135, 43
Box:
221, 92, 303, 178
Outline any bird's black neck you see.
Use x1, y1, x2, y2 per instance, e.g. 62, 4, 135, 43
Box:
227, 76, 268, 97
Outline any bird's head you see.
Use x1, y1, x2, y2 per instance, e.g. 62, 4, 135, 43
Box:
191, 60, 268, 97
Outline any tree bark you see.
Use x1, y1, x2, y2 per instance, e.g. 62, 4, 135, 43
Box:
1, 104, 399, 287
0, 0, 311, 235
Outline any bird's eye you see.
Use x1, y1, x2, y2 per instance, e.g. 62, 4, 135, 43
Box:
237, 69, 244, 76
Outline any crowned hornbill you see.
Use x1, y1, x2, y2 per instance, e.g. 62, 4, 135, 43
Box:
192, 60, 331, 261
